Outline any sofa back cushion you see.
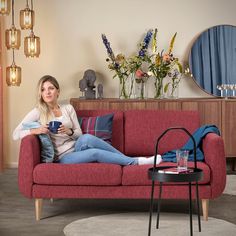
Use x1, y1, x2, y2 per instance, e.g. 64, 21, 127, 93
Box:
124, 110, 200, 156
76, 110, 124, 152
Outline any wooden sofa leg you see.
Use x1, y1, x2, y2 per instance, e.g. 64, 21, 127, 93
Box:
35, 198, 43, 221
202, 199, 209, 221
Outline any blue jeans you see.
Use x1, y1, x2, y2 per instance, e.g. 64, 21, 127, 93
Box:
59, 134, 138, 165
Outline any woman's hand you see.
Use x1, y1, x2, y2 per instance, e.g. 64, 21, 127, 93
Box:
57, 124, 72, 135
30, 125, 49, 135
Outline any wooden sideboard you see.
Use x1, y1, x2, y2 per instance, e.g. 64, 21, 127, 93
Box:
70, 98, 236, 167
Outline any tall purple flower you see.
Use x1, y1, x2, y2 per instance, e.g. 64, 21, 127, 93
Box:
101, 34, 115, 62
138, 29, 153, 57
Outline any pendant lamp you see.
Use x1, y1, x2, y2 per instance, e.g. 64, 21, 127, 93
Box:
5, 25, 21, 49
24, 30, 40, 57
20, 0, 34, 29
6, 50, 22, 86
0, 0, 10, 15
24, 0, 40, 57
5, 0, 20, 49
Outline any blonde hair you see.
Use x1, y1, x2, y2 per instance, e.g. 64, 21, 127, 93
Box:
36, 75, 60, 125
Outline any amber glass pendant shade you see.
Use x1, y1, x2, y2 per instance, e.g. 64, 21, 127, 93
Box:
20, 8, 34, 29
0, 0, 10, 15
5, 25, 21, 49
6, 62, 22, 86
24, 32, 40, 57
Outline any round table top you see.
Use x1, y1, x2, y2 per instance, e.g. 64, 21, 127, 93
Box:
148, 166, 203, 182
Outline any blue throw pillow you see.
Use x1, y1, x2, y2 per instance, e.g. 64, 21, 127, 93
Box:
22, 122, 55, 163
78, 113, 114, 144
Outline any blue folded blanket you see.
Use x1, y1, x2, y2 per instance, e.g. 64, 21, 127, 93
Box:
162, 125, 220, 162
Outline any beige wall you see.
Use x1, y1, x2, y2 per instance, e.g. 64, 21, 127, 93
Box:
2, 0, 236, 167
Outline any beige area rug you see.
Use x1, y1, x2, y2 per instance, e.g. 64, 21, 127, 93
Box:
63, 212, 236, 236
223, 175, 236, 195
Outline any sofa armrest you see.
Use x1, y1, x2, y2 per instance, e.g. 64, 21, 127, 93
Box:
202, 133, 226, 198
18, 135, 41, 198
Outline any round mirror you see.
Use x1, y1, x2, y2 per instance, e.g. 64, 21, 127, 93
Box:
189, 25, 236, 97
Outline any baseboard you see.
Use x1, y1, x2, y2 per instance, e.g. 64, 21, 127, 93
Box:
5, 162, 18, 168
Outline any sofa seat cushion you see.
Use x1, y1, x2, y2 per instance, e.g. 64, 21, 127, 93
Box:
122, 161, 210, 186
33, 163, 122, 186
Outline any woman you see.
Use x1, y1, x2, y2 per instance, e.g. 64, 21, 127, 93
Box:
13, 75, 162, 165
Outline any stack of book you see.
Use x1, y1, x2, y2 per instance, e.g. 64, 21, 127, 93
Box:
158, 167, 193, 174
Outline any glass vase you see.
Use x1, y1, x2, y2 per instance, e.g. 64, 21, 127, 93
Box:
135, 77, 148, 99
128, 73, 136, 99
166, 77, 180, 99
153, 76, 164, 99
119, 76, 129, 99
167, 84, 179, 99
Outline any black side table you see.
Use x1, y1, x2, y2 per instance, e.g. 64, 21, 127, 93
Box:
147, 127, 204, 236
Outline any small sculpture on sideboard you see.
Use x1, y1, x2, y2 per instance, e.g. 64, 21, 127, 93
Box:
79, 69, 96, 99
97, 84, 103, 99
79, 79, 87, 99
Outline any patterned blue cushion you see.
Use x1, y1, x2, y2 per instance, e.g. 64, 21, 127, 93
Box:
22, 122, 54, 163
78, 113, 114, 144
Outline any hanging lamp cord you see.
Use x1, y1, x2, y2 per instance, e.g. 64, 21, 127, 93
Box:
11, 0, 15, 26
30, 0, 34, 34
31, 0, 33, 11
12, 49, 15, 65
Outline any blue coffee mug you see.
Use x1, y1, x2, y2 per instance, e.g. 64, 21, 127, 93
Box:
49, 121, 62, 134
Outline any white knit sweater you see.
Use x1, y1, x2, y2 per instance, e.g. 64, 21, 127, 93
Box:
13, 104, 82, 159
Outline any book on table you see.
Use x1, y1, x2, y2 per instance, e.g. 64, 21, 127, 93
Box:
158, 167, 193, 174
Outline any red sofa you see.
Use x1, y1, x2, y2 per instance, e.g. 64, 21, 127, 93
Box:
18, 110, 226, 220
